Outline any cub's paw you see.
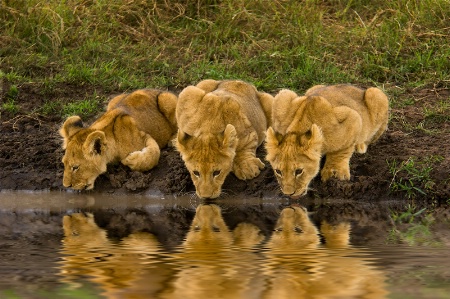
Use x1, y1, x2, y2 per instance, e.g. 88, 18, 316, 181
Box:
321, 166, 350, 181
122, 150, 154, 172
355, 143, 367, 154
233, 157, 265, 180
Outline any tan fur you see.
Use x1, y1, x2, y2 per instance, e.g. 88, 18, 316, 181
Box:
266, 84, 389, 198
264, 206, 388, 299
61, 213, 171, 298
175, 79, 274, 198
267, 205, 320, 250
161, 204, 265, 299
59, 89, 178, 190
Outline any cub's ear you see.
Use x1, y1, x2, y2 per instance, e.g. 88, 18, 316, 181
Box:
178, 85, 206, 103
83, 131, 106, 157
258, 92, 274, 127
196, 79, 220, 93
157, 92, 178, 127
59, 116, 84, 149
222, 124, 238, 150
265, 127, 283, 147
175, 129, 192, 152
177, 86, 206, 121
304, 124, 323, 160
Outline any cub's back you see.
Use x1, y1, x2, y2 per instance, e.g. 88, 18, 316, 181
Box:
306, 84, 366, 113
108, 89, 177, 146
213, 81, 268, 139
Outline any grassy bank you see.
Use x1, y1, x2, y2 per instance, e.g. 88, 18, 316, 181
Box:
2, 0, 449, 94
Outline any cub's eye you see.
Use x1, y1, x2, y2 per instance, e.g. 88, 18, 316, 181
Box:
212, 226, 221, 232
275, 169, 282, 176
213, 170, 221, 177
72, 165, 79, 172
274, 227, 283, 232
294, 226, 303, 233
193, 171, 200, 177
295, 168, 303, 176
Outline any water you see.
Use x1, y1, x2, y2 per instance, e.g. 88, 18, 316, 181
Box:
0, 191, 449, 299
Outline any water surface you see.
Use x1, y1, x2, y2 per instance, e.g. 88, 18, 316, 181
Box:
0, 191, 449, 299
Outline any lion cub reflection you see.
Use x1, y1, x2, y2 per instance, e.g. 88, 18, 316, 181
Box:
161, 204, 265, 299
264, 205, 388, 299
61, 212, 171, 298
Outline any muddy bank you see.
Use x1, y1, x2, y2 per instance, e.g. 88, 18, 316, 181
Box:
0, 83, 449, 202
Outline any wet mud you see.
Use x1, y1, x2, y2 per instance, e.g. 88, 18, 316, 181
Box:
0, 83, 449, 202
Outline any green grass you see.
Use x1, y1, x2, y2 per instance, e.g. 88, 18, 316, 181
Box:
61, 98, 102, 119
388, 204, 443, 247
1, 99, 19, 115
1, 85, 20, 115
423, 99, 450, 124
37, 92, 105, 119
1, 0, 448, 95
387, 155, 444, 199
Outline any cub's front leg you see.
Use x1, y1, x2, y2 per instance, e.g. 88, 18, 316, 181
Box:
232, 132, 265, 180
122, 133, 160, 172
320, 146, 354, 181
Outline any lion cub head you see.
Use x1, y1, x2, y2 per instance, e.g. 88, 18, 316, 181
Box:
62, 212, 108, 246
59, 116, 109, 190
176, 123, 238, 199
268, 205, 320, 250
184, 204, 233, 248
266, 125, 323, 198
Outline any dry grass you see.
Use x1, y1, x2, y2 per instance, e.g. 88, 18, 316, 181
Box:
1, 0, 449, 93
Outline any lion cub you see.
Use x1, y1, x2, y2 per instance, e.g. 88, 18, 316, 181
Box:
161, 204, 265, 299
264, 205, 388, 298
266, 84, 389, 198
175, 79, 274, 199
60, 89, 177, 190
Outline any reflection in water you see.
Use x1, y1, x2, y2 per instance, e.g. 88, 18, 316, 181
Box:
263, 205, 388, 299
1, 192, 448, 298
161, 204, 266, 299
59, 204, 389, 299
61, 212, 173, 298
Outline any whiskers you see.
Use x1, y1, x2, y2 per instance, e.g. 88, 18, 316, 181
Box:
306, 186, 317, 195
220, 188, 237, 198
186, 191, 198, 200
174, 186, 196, 198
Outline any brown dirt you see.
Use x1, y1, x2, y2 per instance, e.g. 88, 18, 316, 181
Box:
1, 82, 449, 203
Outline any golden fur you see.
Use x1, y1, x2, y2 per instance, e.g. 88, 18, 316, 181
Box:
161, 204, 265, 299
266, 84, 389, 198
264, 205, 388, 299
59, 89, 177, 190
175, 79, 274, 198
61, 212, 171, 298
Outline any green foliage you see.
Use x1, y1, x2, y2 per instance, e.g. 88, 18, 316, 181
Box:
61, 97, 102, 119
38, 96, 104, 119
387, 156, 444, 199
388, 204, 442, 247
423, 99, 450, 123
6, 85, 19, 100
1, 85, 20, 115
39, 100, 61, 116
1, 0, 448, 92
391, 204, 427, 224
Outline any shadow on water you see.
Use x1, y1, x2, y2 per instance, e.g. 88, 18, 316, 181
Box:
0, 191, 449, 298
